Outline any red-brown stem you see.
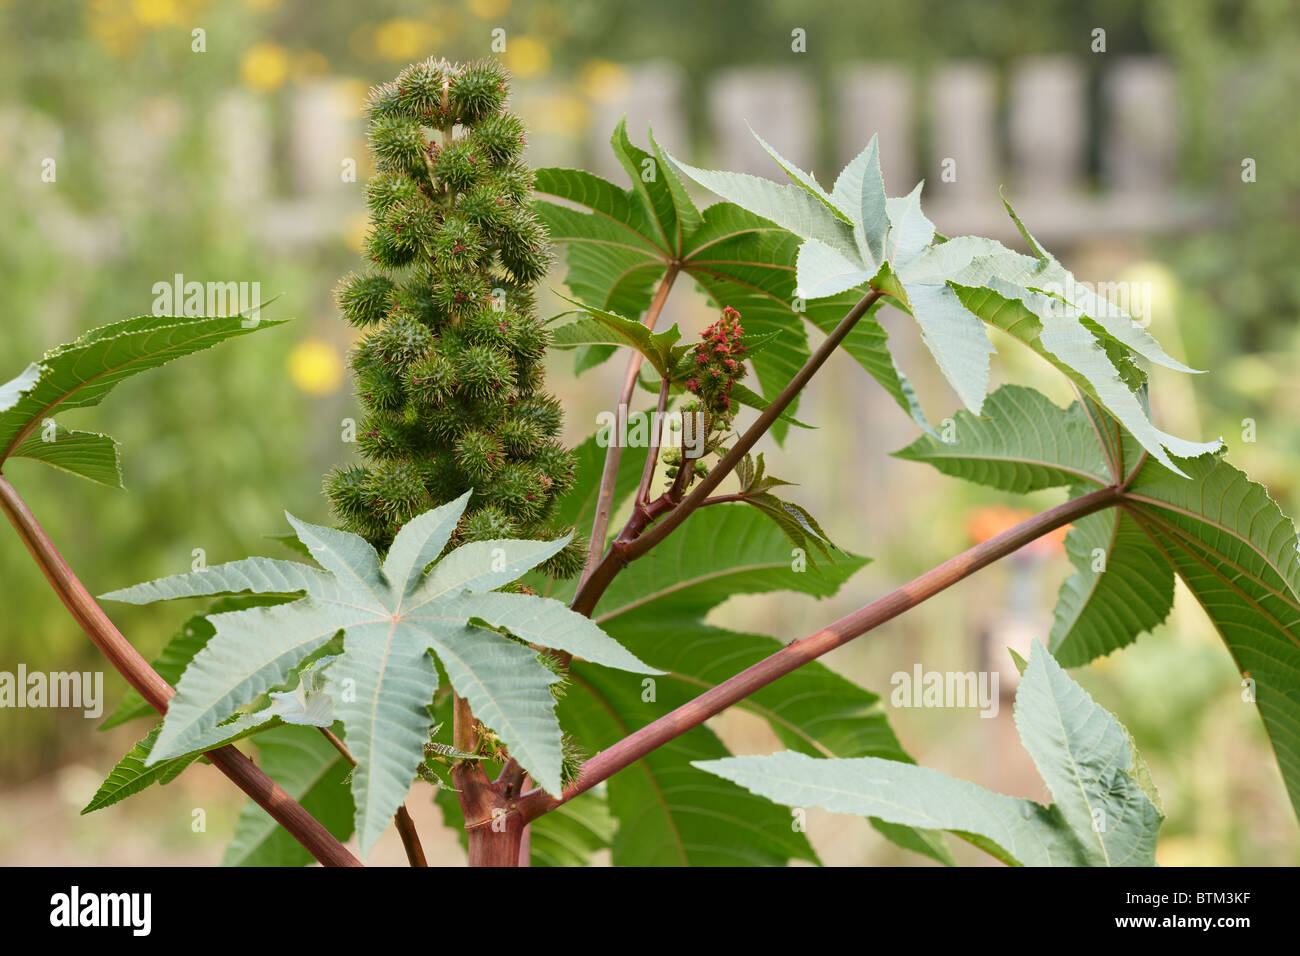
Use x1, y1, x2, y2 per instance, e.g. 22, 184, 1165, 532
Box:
634, 378, 672, 508
450, 690, 525, 863
698, 493, 747, 507
570, 288, 884, 617
578, 263, 680, 587
0, 474, 361, 867
318, 727, 426, 867
394, 805, 428, 867
520, 483, 1121, 821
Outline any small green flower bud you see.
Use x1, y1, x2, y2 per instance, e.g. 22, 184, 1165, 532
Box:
364, 81, 404, 119
458, 183, 511, 231
417, 448, 465, 502
513, 394, 563, 437
404, 349, 457, 407
390, 270, 446, 327
386, 196, 442, 254
532, 442, 578, 497
486, 461, 548, 522
431, 269, 489, 316
357, 411, 409, 459
496, 416, 544, 457
496, 210, 552, 283
463, 306, 518, 352
486, 161, 534, 204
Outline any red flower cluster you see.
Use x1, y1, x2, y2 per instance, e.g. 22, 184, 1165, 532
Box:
685, 306, 748, 420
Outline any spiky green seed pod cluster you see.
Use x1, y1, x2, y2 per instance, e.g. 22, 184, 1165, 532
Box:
325, 58, 584, 578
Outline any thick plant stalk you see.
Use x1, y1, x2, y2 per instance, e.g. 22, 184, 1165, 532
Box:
520, 483, 1122, 820
0, 475, 362, 868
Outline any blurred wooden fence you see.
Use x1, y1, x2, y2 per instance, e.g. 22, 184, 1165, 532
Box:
239, 55, 1208, 249
6, 55, 1218, 256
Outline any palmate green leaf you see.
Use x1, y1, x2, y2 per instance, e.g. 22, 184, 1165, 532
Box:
11, 424, 122, 488
591, 503, 866, 624
530, 160, 665, 321
611, 118, 702, 256
1049, 505, 1174, 668
85, 656, 339, 815
750, 126, 852, 225
669, 127, 1211, 460
535, 131, 929, 439
0, 313, 283, 485
1121, 449, 1300, 821
697, 642, 1164, 866
561, 503, 948, 864
698, 750, 1077, 867
892, 383, 1300, 823
100, 493, 656, 856
680, 201, 930, 439
550, 293, 681, 378
954, 274, 1219, 477
557, 504, 871, 866
930, 205, 1217, 478
559, 660, 819, 865
830, 135, 890, 269
81, 727, 200, 814
1013, 645, 1163, 865
585, 617, 955, 866
893, 385, 1112, 493
589, 504, 949, 865
666, 145, 860, 264
222, 724, 354, 866
102, 595, 291, 730
998, 193, 1195, 376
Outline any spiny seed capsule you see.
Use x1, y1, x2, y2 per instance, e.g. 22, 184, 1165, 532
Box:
394, 59, 446, 116
364, 459, 431, 524
325, 58, 581, 568
369, 115, 428, 175
366, 172, 421, 216
462, 505, 521, 541
448, 59, 508, 123
432, 138, 485, 194
336, 273, 395, 327
323, 464, 372, 523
